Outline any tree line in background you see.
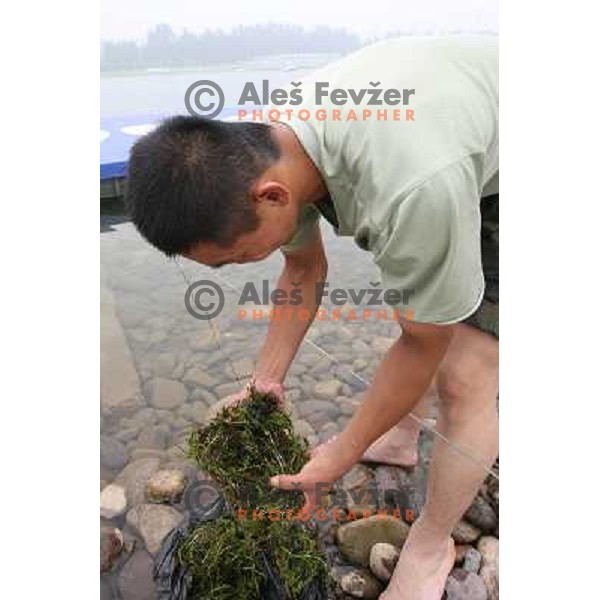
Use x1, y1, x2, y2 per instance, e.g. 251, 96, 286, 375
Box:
101, 24, 361, 72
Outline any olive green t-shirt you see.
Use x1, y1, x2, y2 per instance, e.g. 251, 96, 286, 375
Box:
280, 35, 499, 325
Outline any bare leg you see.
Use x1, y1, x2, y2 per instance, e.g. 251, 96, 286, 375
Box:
360, 387, 435, 467
381, 324, 499, 600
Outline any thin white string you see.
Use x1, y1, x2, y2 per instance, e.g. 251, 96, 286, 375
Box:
174, 260, 243, 386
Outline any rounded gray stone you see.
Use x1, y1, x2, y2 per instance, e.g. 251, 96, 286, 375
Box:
340, 567, 383, 599
100, 483, 128, 519
127, 504, 183, 555
452, 520, 481, 545
337, 516, 410, 567
445, 569, 488, 600
101, 436, 129, 471
463, 547, 482, 574
115, 457, 161, 506
369, 542, 400, 582
313, 379, 342, 400
465, 494, 498, 534
149, 378, 187, 409
137, 424, 171, 450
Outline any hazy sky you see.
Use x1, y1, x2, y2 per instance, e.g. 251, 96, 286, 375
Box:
100, 0, 498, 42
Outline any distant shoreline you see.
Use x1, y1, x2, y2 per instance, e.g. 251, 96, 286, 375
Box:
100, 52, 342, 79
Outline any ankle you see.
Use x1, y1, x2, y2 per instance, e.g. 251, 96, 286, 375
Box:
406, 516, 453, 556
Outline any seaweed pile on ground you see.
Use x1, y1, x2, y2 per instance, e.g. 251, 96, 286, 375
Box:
154, 387, 328, 600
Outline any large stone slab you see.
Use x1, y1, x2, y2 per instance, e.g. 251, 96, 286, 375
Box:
101, 286, 142, 412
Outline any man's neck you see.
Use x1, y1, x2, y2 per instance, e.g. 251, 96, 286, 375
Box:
269, 122, 328, 207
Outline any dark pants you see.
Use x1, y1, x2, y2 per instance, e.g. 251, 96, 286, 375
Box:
464, 194, 499, 339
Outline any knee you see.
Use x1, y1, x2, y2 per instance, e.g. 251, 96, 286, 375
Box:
436, 351, 498, 413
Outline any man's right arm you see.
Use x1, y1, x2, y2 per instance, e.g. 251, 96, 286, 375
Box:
252, 225, 328, 391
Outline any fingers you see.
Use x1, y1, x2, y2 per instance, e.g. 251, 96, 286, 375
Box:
223, 389, 247, 405
269, 474, 303, 491
252, 378, 285, 405
270, 475, 320, 513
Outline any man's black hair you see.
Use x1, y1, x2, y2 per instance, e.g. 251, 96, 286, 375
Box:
125, 116, 280, 256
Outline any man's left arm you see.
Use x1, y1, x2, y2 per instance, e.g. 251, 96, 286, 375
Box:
271, 319, 453, 508
339, 319, 453, 464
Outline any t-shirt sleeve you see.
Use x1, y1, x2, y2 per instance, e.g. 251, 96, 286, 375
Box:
374, 158, 485, 325
280, 205, 321, 254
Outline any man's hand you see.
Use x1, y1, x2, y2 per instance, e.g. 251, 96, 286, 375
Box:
269, 435, 357, 512
220, 377, 285, 409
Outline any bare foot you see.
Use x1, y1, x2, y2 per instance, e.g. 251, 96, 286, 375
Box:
360, 425, 419, 468
380, 525, 455, 600
310, 426, 419, 468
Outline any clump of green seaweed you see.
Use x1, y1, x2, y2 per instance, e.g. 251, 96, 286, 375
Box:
187, 387, 309, 512
160, 387, 328, 600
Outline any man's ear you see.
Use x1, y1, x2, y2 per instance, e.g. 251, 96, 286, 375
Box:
252, 180, 291, 207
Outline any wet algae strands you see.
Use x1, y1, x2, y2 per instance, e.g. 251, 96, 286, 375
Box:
187, 388, 308, 512
155, 388, 328, 600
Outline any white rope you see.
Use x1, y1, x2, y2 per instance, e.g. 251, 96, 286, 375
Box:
174, 260, 244, 386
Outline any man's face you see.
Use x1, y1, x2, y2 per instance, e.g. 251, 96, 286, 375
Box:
184, 199, 299, 268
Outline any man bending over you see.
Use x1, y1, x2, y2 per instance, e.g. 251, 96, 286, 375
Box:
126, 35, 499, 599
